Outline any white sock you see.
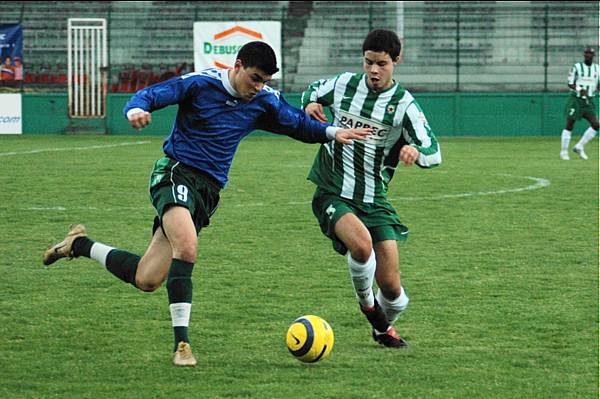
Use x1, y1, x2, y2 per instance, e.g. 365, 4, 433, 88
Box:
561, 129, 572, 152
169, 303, 192, 327
575, 127, 597, 148
377, 287, 409, 324
347, 250, 376, 308
90, 242, 115, 267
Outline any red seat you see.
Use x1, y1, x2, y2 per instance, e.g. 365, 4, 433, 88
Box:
52, 74, 67, 83
135, 69, 152, 91
117, 70, 132, 92
36, 73, 50, 83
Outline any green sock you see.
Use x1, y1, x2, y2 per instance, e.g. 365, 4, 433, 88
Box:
72, 237, 94, 258
105, 250, 140, 287
167, 259, 194, 351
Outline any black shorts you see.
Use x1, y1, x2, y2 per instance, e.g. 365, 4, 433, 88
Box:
149, 156, 221, 235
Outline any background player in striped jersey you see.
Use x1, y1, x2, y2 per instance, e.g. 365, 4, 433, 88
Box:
302, 29, 441, 348
42, 41, 371, 366
559, 46, 599, 160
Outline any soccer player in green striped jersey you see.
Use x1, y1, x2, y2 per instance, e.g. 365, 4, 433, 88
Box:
302, 29, 441, 348
559, 46, 599, 160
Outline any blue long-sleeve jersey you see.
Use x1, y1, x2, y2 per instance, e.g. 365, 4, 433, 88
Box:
123, 68, 332, 188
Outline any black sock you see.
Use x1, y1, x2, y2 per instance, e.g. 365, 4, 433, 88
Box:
72, 237, 94, 258
167, 259, 194, 351
105, 250, 140, 287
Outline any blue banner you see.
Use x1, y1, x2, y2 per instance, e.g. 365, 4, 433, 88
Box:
0, 23, 23, 82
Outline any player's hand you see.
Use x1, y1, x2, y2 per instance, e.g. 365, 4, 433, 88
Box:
579, 88, 588, 98
305, 103, 328, 123
335, 128, 372, 145
128, 111, 152, 130
399, 145, 419, 166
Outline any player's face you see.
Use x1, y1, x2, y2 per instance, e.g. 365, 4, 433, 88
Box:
584, 50, 594, 64
363, 51, 398, 92
231, 61, 272, 101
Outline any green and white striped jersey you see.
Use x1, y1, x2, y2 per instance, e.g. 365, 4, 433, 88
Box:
302, 72, 441, 205
568, 62, 600, 97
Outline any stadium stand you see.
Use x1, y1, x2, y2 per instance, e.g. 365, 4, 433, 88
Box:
291, 1, 396, 90
0, 1, 597, 93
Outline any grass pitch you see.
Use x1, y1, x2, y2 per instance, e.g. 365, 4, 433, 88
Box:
0, 135, 597, 398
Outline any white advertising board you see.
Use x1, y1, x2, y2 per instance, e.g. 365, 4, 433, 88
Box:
194, 21, 282, 79
0, 94, 22, 134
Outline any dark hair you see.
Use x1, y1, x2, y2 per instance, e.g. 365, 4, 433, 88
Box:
362, 29, 401, 60
584, 46, 595, 54
237, 41, 279, 75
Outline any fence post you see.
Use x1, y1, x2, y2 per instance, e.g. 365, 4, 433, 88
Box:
107, 3, 112, 85
280, 6, 286, 92
541, 4, 550, 135
19, 3, 25, 93
543, 4, 549, 92
455, 3, 460, 92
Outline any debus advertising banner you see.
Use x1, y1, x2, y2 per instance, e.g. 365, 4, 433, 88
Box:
193, 22, 282, 80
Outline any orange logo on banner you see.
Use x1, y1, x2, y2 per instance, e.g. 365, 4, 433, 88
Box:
213, 25, 263, 41
214, 61, 231, 69
211, 26, 264, 69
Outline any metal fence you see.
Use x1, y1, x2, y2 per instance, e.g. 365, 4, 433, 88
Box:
0, 1, 598, 93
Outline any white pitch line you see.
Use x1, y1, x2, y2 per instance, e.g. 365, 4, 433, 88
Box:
389, 174, 551, 201
21, 174, 550, 211
233, 174, 551, 206
26, 206, 68, 211
0, 141, 151, 157
23, 205, 147, 212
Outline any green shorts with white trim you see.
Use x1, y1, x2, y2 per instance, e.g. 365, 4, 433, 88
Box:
311, 187, 408, 255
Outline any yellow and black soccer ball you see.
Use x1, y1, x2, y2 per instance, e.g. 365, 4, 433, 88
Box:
285, 315, 334, 363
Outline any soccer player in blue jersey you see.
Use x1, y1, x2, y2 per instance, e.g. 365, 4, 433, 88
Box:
42, 41, 370, 367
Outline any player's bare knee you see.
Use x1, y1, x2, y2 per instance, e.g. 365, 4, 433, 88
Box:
172, 244, 197, 263
136, 278, 162, 292
379, 285, 402, 300
349, 243, 373, 263
175, 250, 196, 263
592, 123, 599, 131
566, 120, 575, 130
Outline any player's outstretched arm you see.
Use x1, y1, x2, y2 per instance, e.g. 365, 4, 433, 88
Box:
261, 93, 371, 144
334, 128, 372, 145
127, 110, 152, 130
124, 75, 197, 130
